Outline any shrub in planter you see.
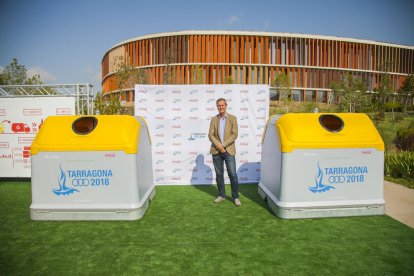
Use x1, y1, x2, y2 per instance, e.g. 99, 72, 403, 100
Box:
385, 151, 414, 181
394, 121, 414, 151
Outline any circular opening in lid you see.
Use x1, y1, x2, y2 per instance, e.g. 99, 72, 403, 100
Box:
319, 114, 344, 132
72, 117, 98, 135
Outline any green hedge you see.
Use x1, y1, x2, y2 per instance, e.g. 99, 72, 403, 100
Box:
385, 151, 414, 187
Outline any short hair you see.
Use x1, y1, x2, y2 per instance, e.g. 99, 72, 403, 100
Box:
216, 98, 227, 105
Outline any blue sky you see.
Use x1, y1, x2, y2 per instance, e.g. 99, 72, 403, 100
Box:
1, 0, 413, 93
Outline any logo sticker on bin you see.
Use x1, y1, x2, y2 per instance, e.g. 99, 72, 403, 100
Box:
53, 166, 79, 196
309, 162, 368, 193
52, 164, 113, 196
309, 163, 335, 193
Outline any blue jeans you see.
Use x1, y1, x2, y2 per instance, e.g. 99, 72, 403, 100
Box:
212, 152, 239, 199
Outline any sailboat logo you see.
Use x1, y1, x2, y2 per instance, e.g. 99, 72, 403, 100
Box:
52, 165, 79, 196
309, 163, 335, 193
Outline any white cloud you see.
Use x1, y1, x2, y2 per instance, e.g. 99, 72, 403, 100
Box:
227, 14, 241, 25
27, 66, 57, 83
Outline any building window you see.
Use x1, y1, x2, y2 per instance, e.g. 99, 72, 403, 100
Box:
305, 90, 315, 102
317, 91, 327, 102
293, 90, 303, 102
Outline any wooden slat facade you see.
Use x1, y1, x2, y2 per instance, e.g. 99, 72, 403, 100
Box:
102, 32, 414, 103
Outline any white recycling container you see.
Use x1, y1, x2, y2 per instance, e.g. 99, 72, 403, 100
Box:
258, 113, 385, 219
30, 115, 155, 220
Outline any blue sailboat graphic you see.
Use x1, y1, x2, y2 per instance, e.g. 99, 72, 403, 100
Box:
53, 166, 79, 196
309, 163, 335, 193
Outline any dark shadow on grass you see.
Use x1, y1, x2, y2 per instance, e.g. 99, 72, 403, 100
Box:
0, 177, 31, 183
239, 183, 275, 215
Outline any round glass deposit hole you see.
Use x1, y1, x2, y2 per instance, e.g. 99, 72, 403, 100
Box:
319, 114, 344, 132
72, 117, 98, 135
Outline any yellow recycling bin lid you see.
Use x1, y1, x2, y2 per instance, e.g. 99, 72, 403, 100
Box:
31, 115, 144, 155
276, 113, 384, 152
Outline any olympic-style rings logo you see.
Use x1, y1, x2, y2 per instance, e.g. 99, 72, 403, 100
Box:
72, 178, 90, 186
328, 176, 346, 183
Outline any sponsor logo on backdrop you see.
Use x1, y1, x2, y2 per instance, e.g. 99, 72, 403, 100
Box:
156, 108, 165, 112
189, 99, 198, 102
155, 99, 164, 102
138, 98, 148, 103
172, 108, 182, 111
23, 109, 42, 116
188, 132, 207, 140
173, 99, 182, 103
190, 107, 198, 112
206, 90, 215, 93
190, 90, 198, 94
309, 163, 368, 193
155, 90, 165, 94
224, 90, 232, 94
240, 90, 249, 94
173, 116, 182, 121
155, 116, 164, 120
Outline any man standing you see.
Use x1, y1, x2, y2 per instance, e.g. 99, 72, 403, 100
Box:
208, 98, 241, 206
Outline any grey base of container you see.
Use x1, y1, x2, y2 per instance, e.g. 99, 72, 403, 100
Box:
30, 188, 156, 221
258, 185, 384, 219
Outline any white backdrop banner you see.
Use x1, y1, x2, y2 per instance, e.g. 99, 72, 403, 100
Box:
0, 97, 76, 177
135, 85, 269, 185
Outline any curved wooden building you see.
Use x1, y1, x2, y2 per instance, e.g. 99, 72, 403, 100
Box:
101, 31, 414, 103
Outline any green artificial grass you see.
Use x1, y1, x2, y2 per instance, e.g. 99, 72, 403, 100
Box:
1, 181, 414, 275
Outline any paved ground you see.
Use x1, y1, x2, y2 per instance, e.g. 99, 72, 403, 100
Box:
384, 180, 414, 229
